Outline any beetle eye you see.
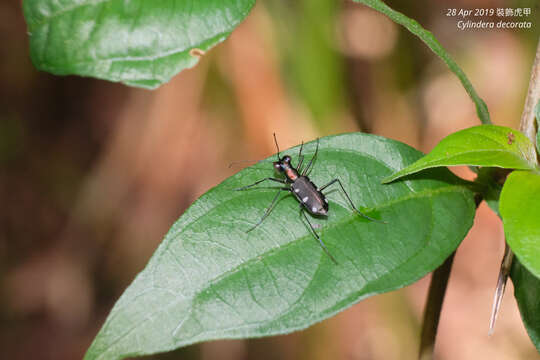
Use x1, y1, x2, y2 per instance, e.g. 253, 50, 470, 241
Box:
273, 162, 283, 172
283, 155, 291, 163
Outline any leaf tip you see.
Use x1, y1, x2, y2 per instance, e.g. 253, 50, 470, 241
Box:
381, 172, 402, 184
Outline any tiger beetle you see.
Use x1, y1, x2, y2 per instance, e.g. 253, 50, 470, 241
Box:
235, 134, 385, 264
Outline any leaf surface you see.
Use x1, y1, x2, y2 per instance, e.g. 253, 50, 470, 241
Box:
23, 0, 255, 89
500, 170, 540, 279
85, 133, 475, 359
383, 125, 537, 183
511, 259, 540, 353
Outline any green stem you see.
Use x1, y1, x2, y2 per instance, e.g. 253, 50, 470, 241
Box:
353, 0, 491, 125
519, 37, 540, 145
418, 253, 455, 360
418, 195, 482, 360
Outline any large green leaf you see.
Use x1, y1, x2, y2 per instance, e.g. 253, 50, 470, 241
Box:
500, 170, 540, 279
85, 133, 475, 359
383, 125, 538, 183
353, 0, 490, 125
23, 0, 255, 89
511, 259, 540, 353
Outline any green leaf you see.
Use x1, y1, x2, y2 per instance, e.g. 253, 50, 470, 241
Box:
23, 0, 255, 89
500, 170, 540, 279
383, 125, 538, 183
511, 259, 540, 353
352, 0, 490, 125
85, 133, 475, 360
475, 167, 508, 218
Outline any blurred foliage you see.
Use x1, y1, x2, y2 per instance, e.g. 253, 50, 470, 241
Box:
266, 0, 345, 132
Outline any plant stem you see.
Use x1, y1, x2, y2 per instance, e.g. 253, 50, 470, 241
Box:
488, 36, 540, 335
519, 37, 540, 145
418, 253, 455, 360
418, 193, 483, 360
488, 243, 513, 335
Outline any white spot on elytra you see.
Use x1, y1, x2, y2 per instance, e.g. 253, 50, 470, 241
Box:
324, 198, 328, 203
302, 196, 309, 202
312, 206, 317, 212
294, 188, 300, 193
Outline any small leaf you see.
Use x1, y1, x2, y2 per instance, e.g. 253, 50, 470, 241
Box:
511, 259, 540, 353
383, 125, 537, 183
353, 0, 490, 125
85, 133, 475, 360
500, 170, 540, 279
23, 0, 256, 89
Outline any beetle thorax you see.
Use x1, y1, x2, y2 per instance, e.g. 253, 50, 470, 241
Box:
284, 167, 299, 181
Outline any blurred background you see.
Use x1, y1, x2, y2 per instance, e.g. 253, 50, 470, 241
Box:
1, 0, 539, 359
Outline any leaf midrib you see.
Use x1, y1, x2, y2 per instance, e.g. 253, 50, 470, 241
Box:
417, 148, 530, 166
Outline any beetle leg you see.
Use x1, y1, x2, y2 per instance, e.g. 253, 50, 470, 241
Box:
297, 155, 305, 174
320, 178, 386, 224
297, 141, 305, 173
246, 188, 290, 233
300, 207, 338, 264
302, 138, 319, 176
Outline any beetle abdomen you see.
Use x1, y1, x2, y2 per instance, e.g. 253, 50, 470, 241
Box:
291, 176, 328, 216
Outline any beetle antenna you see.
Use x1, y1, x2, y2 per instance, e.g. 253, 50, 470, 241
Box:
273, 133, 281, 160
228, 159, 261, 168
